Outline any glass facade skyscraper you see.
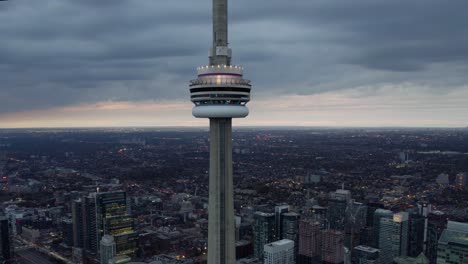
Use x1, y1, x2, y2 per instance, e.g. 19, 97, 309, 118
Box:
95, 191, 137, 256
373, 209, 393, 248
328, 190, 350, 231
253, 212, 276, 261
378, 212, 409, 264
437, 221, 468, 264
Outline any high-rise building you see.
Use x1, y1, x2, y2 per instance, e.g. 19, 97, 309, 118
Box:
416, 203, 431, 217
72, 198, 84, 248
436, 221, 468, 264
298, 219, 322, 264
378, 212, 409, 264
425, 211, 447, 264
263, 239, 295, 264
82, 191, 137, 259
399, 151, 410, 163
351, 245, 379, 264
189, 0, 252, 262
365, 203, 384, 228
253, 212, 276, 261
346, 202, 367, 249
100, 235, 116, 264
310, 205, 328, 222
281, 212, 300, 258
83, 194, 98, 255
322, 230, 344, 264
359, 227, 375, 248
373, 209, 393, 248
0, 216, 11, 263
328, 189, 351, 231
95, 191, 137, 257
407, 212, 425, 257
61, 217, 74, 248
275, 205, 289, 239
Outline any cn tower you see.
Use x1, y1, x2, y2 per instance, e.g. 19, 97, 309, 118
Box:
189, 0, 251, 263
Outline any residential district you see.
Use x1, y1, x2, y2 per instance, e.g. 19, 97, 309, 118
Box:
0, 127, 467, 264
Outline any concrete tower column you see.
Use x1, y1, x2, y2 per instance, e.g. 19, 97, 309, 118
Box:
208, 118, 235, 264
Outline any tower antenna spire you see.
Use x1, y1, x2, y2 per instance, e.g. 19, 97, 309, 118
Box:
210, 0, 231, 65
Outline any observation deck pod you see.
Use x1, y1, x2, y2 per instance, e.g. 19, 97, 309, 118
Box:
190, 65, 251, 118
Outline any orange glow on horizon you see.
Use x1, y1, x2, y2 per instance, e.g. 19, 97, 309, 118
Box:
1, 86, 467, 128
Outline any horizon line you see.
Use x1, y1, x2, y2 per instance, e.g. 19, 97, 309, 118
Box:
0, 125, 467, 130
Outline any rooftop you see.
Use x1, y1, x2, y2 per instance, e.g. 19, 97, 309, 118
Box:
354, 245, 379, 253
439, 221, 468, 245
265, 239, 294, 247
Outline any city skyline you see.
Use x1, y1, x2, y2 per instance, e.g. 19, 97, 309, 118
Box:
1, 0, 468, 128
0, 127, 467, 263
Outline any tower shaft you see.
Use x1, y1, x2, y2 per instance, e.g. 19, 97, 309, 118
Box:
208, 118, 236, 264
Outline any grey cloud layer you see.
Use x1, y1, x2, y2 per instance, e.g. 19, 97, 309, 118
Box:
0, 0, 467, 112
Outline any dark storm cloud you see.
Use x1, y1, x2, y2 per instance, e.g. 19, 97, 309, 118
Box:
233, 0, 468, 71
0, 0, 467, 113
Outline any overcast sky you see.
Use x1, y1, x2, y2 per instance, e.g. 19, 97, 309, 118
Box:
1, 0, 467, 128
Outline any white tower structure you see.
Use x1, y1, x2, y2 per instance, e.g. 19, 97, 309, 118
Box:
100, 235, 116, 264
264, 239, 295, 264
189, 0, 251, 263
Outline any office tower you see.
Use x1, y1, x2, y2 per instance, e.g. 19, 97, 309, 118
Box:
72, 198, 84, 248
0, 216, 11, 263
95, 191, 137, 257
399, 151, 409, 163
365, 203, 384, 228
298, 219, 322, 264
100, 235, 116, 264
282, 212, 300, 258
416, 202, 431, 252
310, 205, 327, 220
263, 239, 295, 264
275, 205, 289, 239
378, 212, 409, 264
416, 203, 431, 217
351, 245, 379, 264
189, 0, 252, 262
83, 191, 137, 258
253, 212, 276, 260
436, 221, 468, 264
373, 209, 393, 248
425, 211, 447, 264
322, 230, 344, 264
346, 202, 367, 249
83, 194, 98, 255
407, 212, 425, 257
62, 217, 74, 248
328, 189, 351, 231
